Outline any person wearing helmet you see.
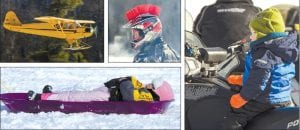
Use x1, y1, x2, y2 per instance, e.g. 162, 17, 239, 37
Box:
27, 76, 174, 102
193, 0, 261, 49
124, 4, 180, 63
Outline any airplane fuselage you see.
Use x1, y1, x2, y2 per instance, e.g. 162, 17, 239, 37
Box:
3, 23, 93, 43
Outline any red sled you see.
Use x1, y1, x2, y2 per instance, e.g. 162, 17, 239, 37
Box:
0, 93, 172, 114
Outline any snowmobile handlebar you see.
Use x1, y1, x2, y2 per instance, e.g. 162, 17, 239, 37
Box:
227, 39, 250, 56
185, 40, 248, 79
185, 47, 227, 78
199, 47, 227, 64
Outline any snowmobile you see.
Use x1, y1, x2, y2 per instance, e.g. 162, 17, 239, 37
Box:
0, 93, 172, 114
185, 31, 299, 130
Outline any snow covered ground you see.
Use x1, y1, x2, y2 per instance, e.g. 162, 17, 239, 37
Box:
0, 68, 181, 129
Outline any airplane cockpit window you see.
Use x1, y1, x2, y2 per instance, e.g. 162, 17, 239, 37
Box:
62, 23, 76, 30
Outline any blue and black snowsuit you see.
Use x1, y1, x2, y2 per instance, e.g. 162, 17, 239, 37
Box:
223, 32, 299, 128
241, 32, 298, 104
133, 37, 180, 63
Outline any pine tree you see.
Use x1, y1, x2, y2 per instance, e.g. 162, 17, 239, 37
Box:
48, 0, 83, 17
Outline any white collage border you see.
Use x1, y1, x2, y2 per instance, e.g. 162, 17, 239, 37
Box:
1, 0, 300, 129
0, 0, 186, 129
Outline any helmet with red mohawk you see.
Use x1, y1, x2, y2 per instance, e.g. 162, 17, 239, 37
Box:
124, 4, 163, 49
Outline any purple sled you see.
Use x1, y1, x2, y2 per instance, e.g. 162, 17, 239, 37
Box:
0, 93, 172, 114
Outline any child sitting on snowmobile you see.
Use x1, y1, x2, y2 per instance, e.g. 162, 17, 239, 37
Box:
124, 4, 180, 63
27, 76, 174, 102
222, 8, 299, 129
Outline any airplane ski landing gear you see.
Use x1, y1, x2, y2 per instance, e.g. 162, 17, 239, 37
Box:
64, 41, 92, 51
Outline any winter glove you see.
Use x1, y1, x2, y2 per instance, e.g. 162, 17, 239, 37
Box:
227, 74, 243, 92
227, 74, 243, 86
230, 93, 248, 109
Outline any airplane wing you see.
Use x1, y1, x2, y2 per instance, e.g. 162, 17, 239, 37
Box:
74, 20, 95, 24
34, 16, 95, 24
34, 16, 69, 23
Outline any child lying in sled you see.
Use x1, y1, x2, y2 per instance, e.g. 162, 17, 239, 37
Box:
27, 76, 174, 102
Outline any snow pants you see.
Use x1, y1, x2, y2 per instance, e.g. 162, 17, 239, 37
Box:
41, 87, 110, 102
221, 100, 291, 130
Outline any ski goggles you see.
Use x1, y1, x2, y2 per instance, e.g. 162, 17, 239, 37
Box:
131, 28, 145, 43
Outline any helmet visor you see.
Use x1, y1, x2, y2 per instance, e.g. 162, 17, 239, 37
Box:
131, 28, 145, 42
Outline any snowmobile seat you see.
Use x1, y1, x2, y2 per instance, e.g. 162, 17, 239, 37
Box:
186, 95, 299, 130
245, 107, 299, 130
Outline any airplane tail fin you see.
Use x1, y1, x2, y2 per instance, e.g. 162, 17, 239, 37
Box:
3, 11, 22, 26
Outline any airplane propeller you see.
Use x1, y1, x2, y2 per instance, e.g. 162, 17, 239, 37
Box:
89, 24, 98, 38
94, 26, 98, 38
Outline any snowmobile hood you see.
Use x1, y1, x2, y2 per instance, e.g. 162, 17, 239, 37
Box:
216, 0, 254, 5
251, 32, 299, 63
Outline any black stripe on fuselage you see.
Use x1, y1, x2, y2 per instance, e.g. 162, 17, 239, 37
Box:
15, 28, 82, 33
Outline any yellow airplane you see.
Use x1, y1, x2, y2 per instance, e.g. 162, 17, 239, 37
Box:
3, 11, 96, 50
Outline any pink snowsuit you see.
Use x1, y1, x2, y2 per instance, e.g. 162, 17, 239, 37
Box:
41, 87, 110, 102
40, 76, 174, 102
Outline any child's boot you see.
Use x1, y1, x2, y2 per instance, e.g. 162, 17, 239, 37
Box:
43, 85, 53, 93
27, 90, 41, 101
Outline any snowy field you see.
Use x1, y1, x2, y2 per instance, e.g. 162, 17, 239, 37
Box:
0, 68, 181, 129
